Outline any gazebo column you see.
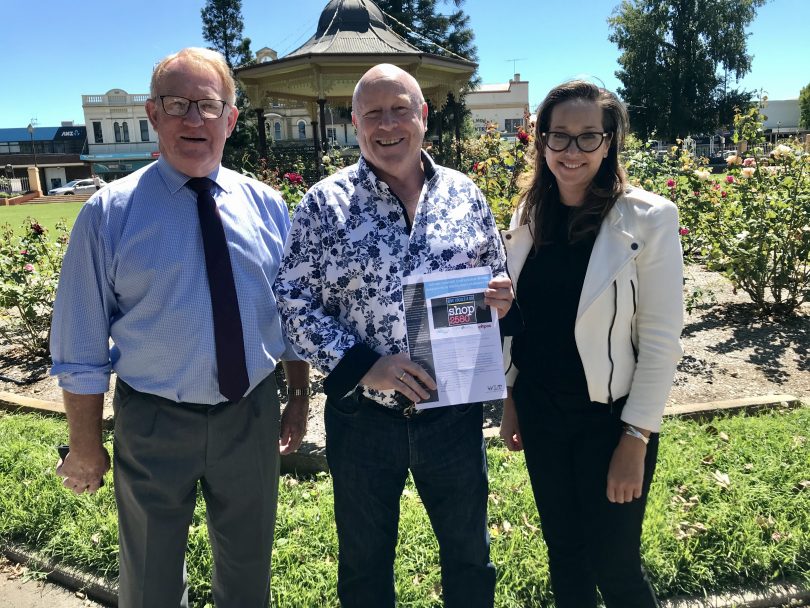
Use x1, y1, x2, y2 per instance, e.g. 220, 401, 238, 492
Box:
255, 108, 267, 160
453, 95, 462, 168
312, 117, 322, 177
318, 99, 328, 151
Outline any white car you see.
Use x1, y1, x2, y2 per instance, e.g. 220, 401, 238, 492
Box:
48, 178, 106, 196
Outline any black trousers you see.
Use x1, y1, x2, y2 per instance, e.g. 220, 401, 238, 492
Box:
513, 377, 660, 608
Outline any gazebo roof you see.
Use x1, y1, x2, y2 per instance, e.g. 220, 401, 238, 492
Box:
235, 0, 477, 107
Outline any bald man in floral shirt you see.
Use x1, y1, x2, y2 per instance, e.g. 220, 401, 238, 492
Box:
275, 64, 512, 607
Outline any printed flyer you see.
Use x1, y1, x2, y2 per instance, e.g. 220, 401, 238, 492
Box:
401, 266, 507, 410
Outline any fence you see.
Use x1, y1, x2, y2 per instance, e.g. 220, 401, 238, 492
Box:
0, 176, 30, 194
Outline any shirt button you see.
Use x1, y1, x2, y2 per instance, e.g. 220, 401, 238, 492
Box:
505, 234, 512, 240
631, 242, 639, 250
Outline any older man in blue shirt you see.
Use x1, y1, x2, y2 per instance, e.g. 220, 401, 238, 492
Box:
51, 47, 309, 608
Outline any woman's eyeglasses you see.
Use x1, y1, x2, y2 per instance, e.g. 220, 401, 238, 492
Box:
541, 131, 609, 153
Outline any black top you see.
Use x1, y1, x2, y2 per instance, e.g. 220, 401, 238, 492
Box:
510, 203, 596, 395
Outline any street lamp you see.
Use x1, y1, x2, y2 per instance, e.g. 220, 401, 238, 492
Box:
27, 123, 38, 171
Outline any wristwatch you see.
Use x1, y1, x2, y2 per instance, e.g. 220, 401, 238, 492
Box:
623, 424, 650, 445
289, 387, 311, 398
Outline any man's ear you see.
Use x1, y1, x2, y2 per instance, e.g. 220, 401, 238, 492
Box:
225, 105, 240, 137
145, 99, 159, 130
351, 112, 357, 128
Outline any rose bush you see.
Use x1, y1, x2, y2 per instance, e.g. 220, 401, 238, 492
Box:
0, 218, 69, 356
624, 108, 810, 315
463, 123, 533, 230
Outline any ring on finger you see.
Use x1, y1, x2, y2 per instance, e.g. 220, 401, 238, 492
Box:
398, 371, 408, 382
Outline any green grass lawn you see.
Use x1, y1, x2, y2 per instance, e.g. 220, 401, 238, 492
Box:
0, 202, 83, 237
1, 407, 808, 607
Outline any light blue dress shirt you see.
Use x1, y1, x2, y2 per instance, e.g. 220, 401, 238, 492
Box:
50, 157, 296, 404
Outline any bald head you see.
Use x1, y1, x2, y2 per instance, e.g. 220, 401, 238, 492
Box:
352, 64, 425, 114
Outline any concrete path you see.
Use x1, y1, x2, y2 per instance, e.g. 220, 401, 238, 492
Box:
0, 559, 107, 607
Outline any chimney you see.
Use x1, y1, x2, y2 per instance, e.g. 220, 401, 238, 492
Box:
513, 73, 521, 82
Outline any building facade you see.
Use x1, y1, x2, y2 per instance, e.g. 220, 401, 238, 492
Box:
465, 74, 530, 138
0, 124, 88, 193
81, 89, 159, 180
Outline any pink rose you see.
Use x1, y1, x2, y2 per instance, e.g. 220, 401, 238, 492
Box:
666, 179, 676, 188
721, 191, 728, 198
24, 264, 34, 272
743, 157, 756, 167
679, 227, 690, 236
726, 175, 735, 184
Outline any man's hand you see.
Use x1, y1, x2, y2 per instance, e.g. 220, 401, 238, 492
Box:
56, 444, 110, 495
499, 392, 523, 451
58, 390, 109, 494
606, 432, 648, 503
485, 276, 513, 319
360, 353, 436, 403
279, 396, 309, 455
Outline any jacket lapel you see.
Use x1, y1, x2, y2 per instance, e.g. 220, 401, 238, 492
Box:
576, 203, 643, 322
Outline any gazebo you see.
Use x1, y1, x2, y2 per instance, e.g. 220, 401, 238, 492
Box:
235, 0, 477, 166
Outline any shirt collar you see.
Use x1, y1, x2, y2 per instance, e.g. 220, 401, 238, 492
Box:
156, 156, 231, 195
357, 149, 439, 199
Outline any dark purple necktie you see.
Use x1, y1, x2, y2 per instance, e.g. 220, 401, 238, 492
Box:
186, 177, 249, 402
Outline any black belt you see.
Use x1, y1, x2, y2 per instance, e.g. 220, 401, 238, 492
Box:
355, 391, 424, 418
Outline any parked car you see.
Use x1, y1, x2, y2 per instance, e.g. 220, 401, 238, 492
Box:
48, 178, 106, 196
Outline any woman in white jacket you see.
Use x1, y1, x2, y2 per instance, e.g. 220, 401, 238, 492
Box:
498, 80, 683, 608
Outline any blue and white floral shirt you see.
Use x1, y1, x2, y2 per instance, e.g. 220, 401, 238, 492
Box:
275, 151, 507, 407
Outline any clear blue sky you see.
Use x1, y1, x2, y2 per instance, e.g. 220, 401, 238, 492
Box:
2, 0, 805, 129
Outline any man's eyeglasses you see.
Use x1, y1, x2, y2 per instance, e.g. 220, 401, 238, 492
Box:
541, 131, 609, 153
159, 96, 227, 120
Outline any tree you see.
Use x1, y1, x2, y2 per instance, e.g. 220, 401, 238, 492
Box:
201, 0, 253, 69
375, 0, 478, 167
800, 82, 810, 129
201, 0, 257, 170
608, 0, 766, 141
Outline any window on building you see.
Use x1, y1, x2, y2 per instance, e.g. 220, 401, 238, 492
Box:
114, 122, 122, 143
93, 121, 103, 143
504, 118, 523, 134
297, 121, 306, 140
327, 127, 337, 145
122, 123, 130, 142
140, 120, 149, 142
273, 121, 281, 141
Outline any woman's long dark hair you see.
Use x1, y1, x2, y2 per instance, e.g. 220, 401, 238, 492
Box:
520, 80, 629, 246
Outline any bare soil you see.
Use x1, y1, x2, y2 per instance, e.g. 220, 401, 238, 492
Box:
1, 264, 808, 449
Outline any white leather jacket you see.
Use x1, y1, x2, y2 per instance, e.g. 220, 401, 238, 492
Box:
502, 186, 684, 431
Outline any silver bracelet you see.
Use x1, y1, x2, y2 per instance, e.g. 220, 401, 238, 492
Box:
623, 424, 649, 445
289, 387, 311, 398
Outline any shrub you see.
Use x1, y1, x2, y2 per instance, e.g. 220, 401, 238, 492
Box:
0, 218, 69, 357
245, 158, 310, 216
703, 139, 810, 314
464, 124, 533, 230
623, 108, 810, 316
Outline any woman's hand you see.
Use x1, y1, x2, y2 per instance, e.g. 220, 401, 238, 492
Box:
499, 391, 523, 451
485, 276, 514, 319
606, 433, 648, 503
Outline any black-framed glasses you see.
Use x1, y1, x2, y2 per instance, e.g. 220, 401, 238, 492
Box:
159, 95, 227, 119
541, 131, 609, 153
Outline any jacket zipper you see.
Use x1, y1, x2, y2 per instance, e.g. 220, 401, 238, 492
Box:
630, 279, 639, 363
607, 280, 617, 413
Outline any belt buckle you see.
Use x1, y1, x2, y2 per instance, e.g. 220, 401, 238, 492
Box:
403, 402, 420, 418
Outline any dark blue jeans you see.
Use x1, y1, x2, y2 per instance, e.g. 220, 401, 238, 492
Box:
325, 392, 496, 608
513, 377, 660, 608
